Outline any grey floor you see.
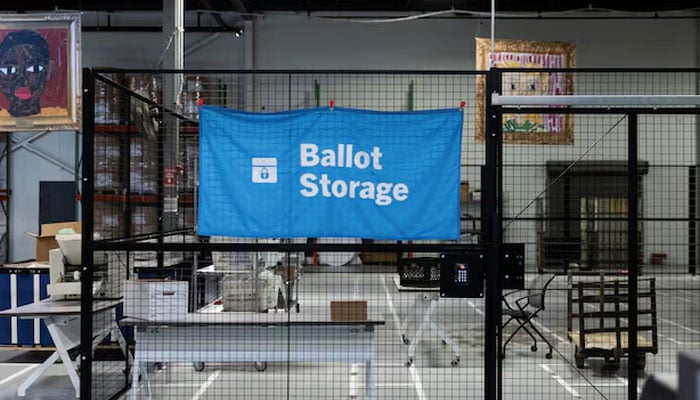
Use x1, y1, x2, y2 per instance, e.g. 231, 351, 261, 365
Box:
0, 272, 698, 399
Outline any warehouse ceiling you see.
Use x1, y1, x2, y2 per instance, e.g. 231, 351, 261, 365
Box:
1, 1, 699, 14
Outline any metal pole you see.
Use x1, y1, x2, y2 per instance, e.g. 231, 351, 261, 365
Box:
490, 0, 495, 68
80, 68, 96, 400
485, 69, 503, 400
162, 0, 184, 231
694, 21, 700, 275
4, 134, 10, 263
627, 113, 639, 400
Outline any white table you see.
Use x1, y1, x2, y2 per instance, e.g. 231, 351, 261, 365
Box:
0, 299, 131, 398
123, 312, 384, 400
393, 275, 461, 367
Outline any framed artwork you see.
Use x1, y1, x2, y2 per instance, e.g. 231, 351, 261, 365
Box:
475, 38, 576, 144
0, 13, 81, 132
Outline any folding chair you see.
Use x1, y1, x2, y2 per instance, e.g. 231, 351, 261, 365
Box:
501, 273, 556, 359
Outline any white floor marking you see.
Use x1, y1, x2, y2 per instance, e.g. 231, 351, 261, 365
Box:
357, 383, 414, 388
190, 370, 220, 400
380, 275, 405, 344
658, 333, 682, 345
0, 364, 38, 387
538, 364, 580, 398
151, 382, 201, 388
381, 274, 426, 400
467, 301, 484, 316
530, 319, 568, 344
408, 365, 427, 400
349, 363, 360, 398
617, 377, 643, 394
578, 294, 700, 336
657, 290, 697, 305
659, 287, 699, 297
469, 293, 566, 345
658, 317, 700, 335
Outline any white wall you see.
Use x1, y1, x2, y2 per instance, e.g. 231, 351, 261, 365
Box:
253, 17, 697, 69
9, 132, 78, 261
250, 15, 699, 267
81, 31, 246, 69
5, 13, 699, 264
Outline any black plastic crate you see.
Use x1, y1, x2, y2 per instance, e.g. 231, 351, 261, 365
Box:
397, 257, 441, 288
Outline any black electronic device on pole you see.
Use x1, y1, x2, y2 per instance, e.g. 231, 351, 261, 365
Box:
439, 250, 486, 298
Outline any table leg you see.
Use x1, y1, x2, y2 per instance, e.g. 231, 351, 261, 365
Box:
401, 294, 422, 344
111, 322, 133, 364
17, 351, 59, 397
407, 297, 435, 362
430, 320, 461, 365
130, 361, 140, 400
142, 363, 152, 398
366, 334, 377, 400
365, 358, 376, 400
45, 319, 81, 398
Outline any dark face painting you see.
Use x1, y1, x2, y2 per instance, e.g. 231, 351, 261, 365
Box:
0, 30, 50, 117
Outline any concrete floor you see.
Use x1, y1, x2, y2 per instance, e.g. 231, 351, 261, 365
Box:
0, 272, 698, 399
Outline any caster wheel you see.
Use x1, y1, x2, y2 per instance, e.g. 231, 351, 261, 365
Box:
606, 363, 620, 372
401, 335, 410, 345
295, 303, 300, 313
531, 345, 538, 352
193, 362, 205, 372
254, 362, 268, 372
451, 358, 460, 367
574, 352, 585, 369
545, 353, 553, 359
637, 355, 646, 371
405, 358, 413, 367
442, 340, 447, 346
499, 353, 506, 360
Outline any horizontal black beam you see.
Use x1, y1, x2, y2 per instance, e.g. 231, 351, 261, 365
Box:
1, 0, 697, 13
92, 241, 484, 253
83, 26, 241, 32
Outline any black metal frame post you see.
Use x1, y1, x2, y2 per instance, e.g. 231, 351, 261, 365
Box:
485, 68, 503, 400
627, 113, 639, 400
80, 68, 96, 400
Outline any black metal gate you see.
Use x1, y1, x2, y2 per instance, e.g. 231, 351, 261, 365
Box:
76, 68, 699, 400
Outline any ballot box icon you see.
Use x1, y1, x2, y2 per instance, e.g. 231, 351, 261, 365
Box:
252, 157, 277, 183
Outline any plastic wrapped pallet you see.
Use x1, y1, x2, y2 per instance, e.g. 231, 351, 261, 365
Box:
94, 135, 122, 192
131, 206, 159, 236
130, 138, 158, 194
94, 205, 126, 240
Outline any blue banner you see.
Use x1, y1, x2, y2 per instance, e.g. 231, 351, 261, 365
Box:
198, 105, 463, 240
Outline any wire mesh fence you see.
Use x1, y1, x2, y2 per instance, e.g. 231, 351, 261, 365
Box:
497, 69, 699, 400
78, 68, 700, 400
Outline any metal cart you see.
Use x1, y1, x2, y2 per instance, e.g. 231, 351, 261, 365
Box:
567, 272, 658, 371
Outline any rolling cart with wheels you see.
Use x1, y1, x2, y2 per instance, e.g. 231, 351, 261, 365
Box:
567, 272, 658, 371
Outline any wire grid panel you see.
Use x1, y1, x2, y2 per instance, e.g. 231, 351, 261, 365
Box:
638, 111, 699, 399
498, 69, 700, 400
84, 71, 487, 400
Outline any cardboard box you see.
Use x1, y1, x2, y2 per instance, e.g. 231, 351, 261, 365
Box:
360, 252, 398, 265
460, 181, 471, 203
26, 221, 81, 262
330, 301, 368, 322
123, 280, 189, 321
275, 265, 297, 282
